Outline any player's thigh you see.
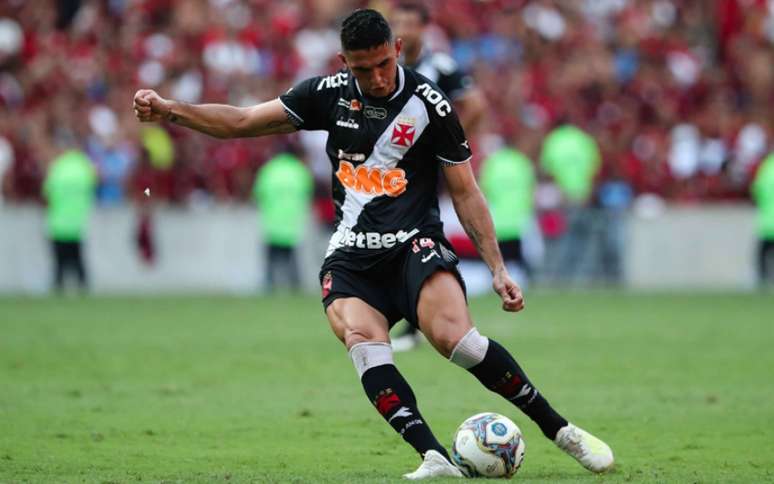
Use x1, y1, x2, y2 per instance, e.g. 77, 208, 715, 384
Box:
326, 297, 391, 350
416, 270, 474, 358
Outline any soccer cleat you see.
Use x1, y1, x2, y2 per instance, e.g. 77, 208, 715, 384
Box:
555, 423, 614, 473
391, 333, 422, 353
403, 450, 464, 480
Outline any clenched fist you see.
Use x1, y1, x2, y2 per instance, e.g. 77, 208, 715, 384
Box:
492, 268, 525, 312
133, 89, 171, 122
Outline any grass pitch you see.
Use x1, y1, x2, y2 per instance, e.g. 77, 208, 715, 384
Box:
1, 292, 773, 483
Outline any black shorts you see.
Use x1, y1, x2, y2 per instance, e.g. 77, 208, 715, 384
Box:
320, 235, 466, 328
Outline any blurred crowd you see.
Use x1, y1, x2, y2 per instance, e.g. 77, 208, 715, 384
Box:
1, 0, 774, 208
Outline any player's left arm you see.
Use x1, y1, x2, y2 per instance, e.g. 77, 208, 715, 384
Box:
443, 163, 524, 312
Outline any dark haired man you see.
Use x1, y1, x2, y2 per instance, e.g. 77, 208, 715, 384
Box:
390, 1, 488, 352
133, 9, 613, 479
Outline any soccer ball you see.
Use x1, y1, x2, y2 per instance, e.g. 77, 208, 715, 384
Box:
451, 412, 526, 478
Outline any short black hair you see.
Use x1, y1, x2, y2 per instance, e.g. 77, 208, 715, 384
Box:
340, 9, 392, 51
395, 2, 430, 24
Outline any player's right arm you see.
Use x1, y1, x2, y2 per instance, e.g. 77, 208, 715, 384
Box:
133, 89, 297, 139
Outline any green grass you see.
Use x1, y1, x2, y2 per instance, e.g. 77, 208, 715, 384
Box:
1, 292, 773, 483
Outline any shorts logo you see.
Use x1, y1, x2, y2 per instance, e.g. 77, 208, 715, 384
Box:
364, 106, 387, 119
391, 117, 416, 147
321, 271, 333, 298
421, 250, 439, 263
336, 160, 407, 197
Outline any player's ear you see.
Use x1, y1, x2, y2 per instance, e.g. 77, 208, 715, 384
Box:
394, 38, 402, 57
337, 52, 348, 68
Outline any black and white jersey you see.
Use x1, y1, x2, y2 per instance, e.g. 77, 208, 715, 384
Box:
409, 50, 473, 101
279, 65, 471, 269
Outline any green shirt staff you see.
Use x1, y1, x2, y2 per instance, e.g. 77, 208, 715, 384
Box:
253, 153, 313, 247
43, 150, 97, 241
752, 152, 774, 240
479, 147, 535, 241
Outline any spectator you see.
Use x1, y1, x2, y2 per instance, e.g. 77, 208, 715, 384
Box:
42, 146, 97, 292
479, 145, 536, 285
540, 122, 601, 283
252, 151, 312, 292
751, 152, 774, 286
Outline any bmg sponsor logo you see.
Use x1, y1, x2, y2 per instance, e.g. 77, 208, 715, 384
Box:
336, 160, 407, 197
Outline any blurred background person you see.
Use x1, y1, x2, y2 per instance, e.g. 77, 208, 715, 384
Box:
391, 1, 487, 135
253, 150, 312, 293
479, 141, 536, 287
43, 144, 96, 293
390, 0, 487, 352
752, 151, 774, 286
540, 123, 601, 285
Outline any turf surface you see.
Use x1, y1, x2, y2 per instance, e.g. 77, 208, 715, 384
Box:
1, 292, 773, 483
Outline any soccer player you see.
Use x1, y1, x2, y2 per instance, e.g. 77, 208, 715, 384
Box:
390, 1, 488, 352
133, 9, 613, 479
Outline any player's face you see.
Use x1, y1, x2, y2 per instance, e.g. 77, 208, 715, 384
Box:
392, 10, 423, 52
340, 39, 402, 98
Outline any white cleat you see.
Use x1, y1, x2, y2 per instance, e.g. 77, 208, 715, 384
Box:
555, 423, 614, 473
403, 450, 463, 480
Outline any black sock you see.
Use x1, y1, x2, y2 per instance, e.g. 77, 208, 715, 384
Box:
360, 364, 449, 460
468, 339, 568, 439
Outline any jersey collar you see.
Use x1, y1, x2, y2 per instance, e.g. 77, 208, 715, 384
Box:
353, 65, 406, 102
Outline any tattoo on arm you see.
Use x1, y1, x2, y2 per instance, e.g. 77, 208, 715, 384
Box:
166, 102, 189, 123
461, 219, 483, 252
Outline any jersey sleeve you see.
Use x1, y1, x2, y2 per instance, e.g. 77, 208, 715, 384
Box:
431, 53, 474, 101
436, 70, 473, 101
278, 76, 329, 131
428, 100, 472, 166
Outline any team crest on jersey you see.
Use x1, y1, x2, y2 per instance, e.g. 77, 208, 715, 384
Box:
391, 116, 416, 148
350, 99, 362, 111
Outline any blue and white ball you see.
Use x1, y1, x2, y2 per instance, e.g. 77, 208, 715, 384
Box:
451, 412, 526, 478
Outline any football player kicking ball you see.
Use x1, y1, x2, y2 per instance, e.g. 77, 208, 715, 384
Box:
133, 9, 613, 480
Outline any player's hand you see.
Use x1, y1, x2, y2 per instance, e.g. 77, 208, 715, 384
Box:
492, 268, 525, 312
133, 89, 171, 123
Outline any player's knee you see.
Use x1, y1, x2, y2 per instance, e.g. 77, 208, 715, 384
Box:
344, 328, 376, 349
427, 314, 474, 358
448, 327, 489, 369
